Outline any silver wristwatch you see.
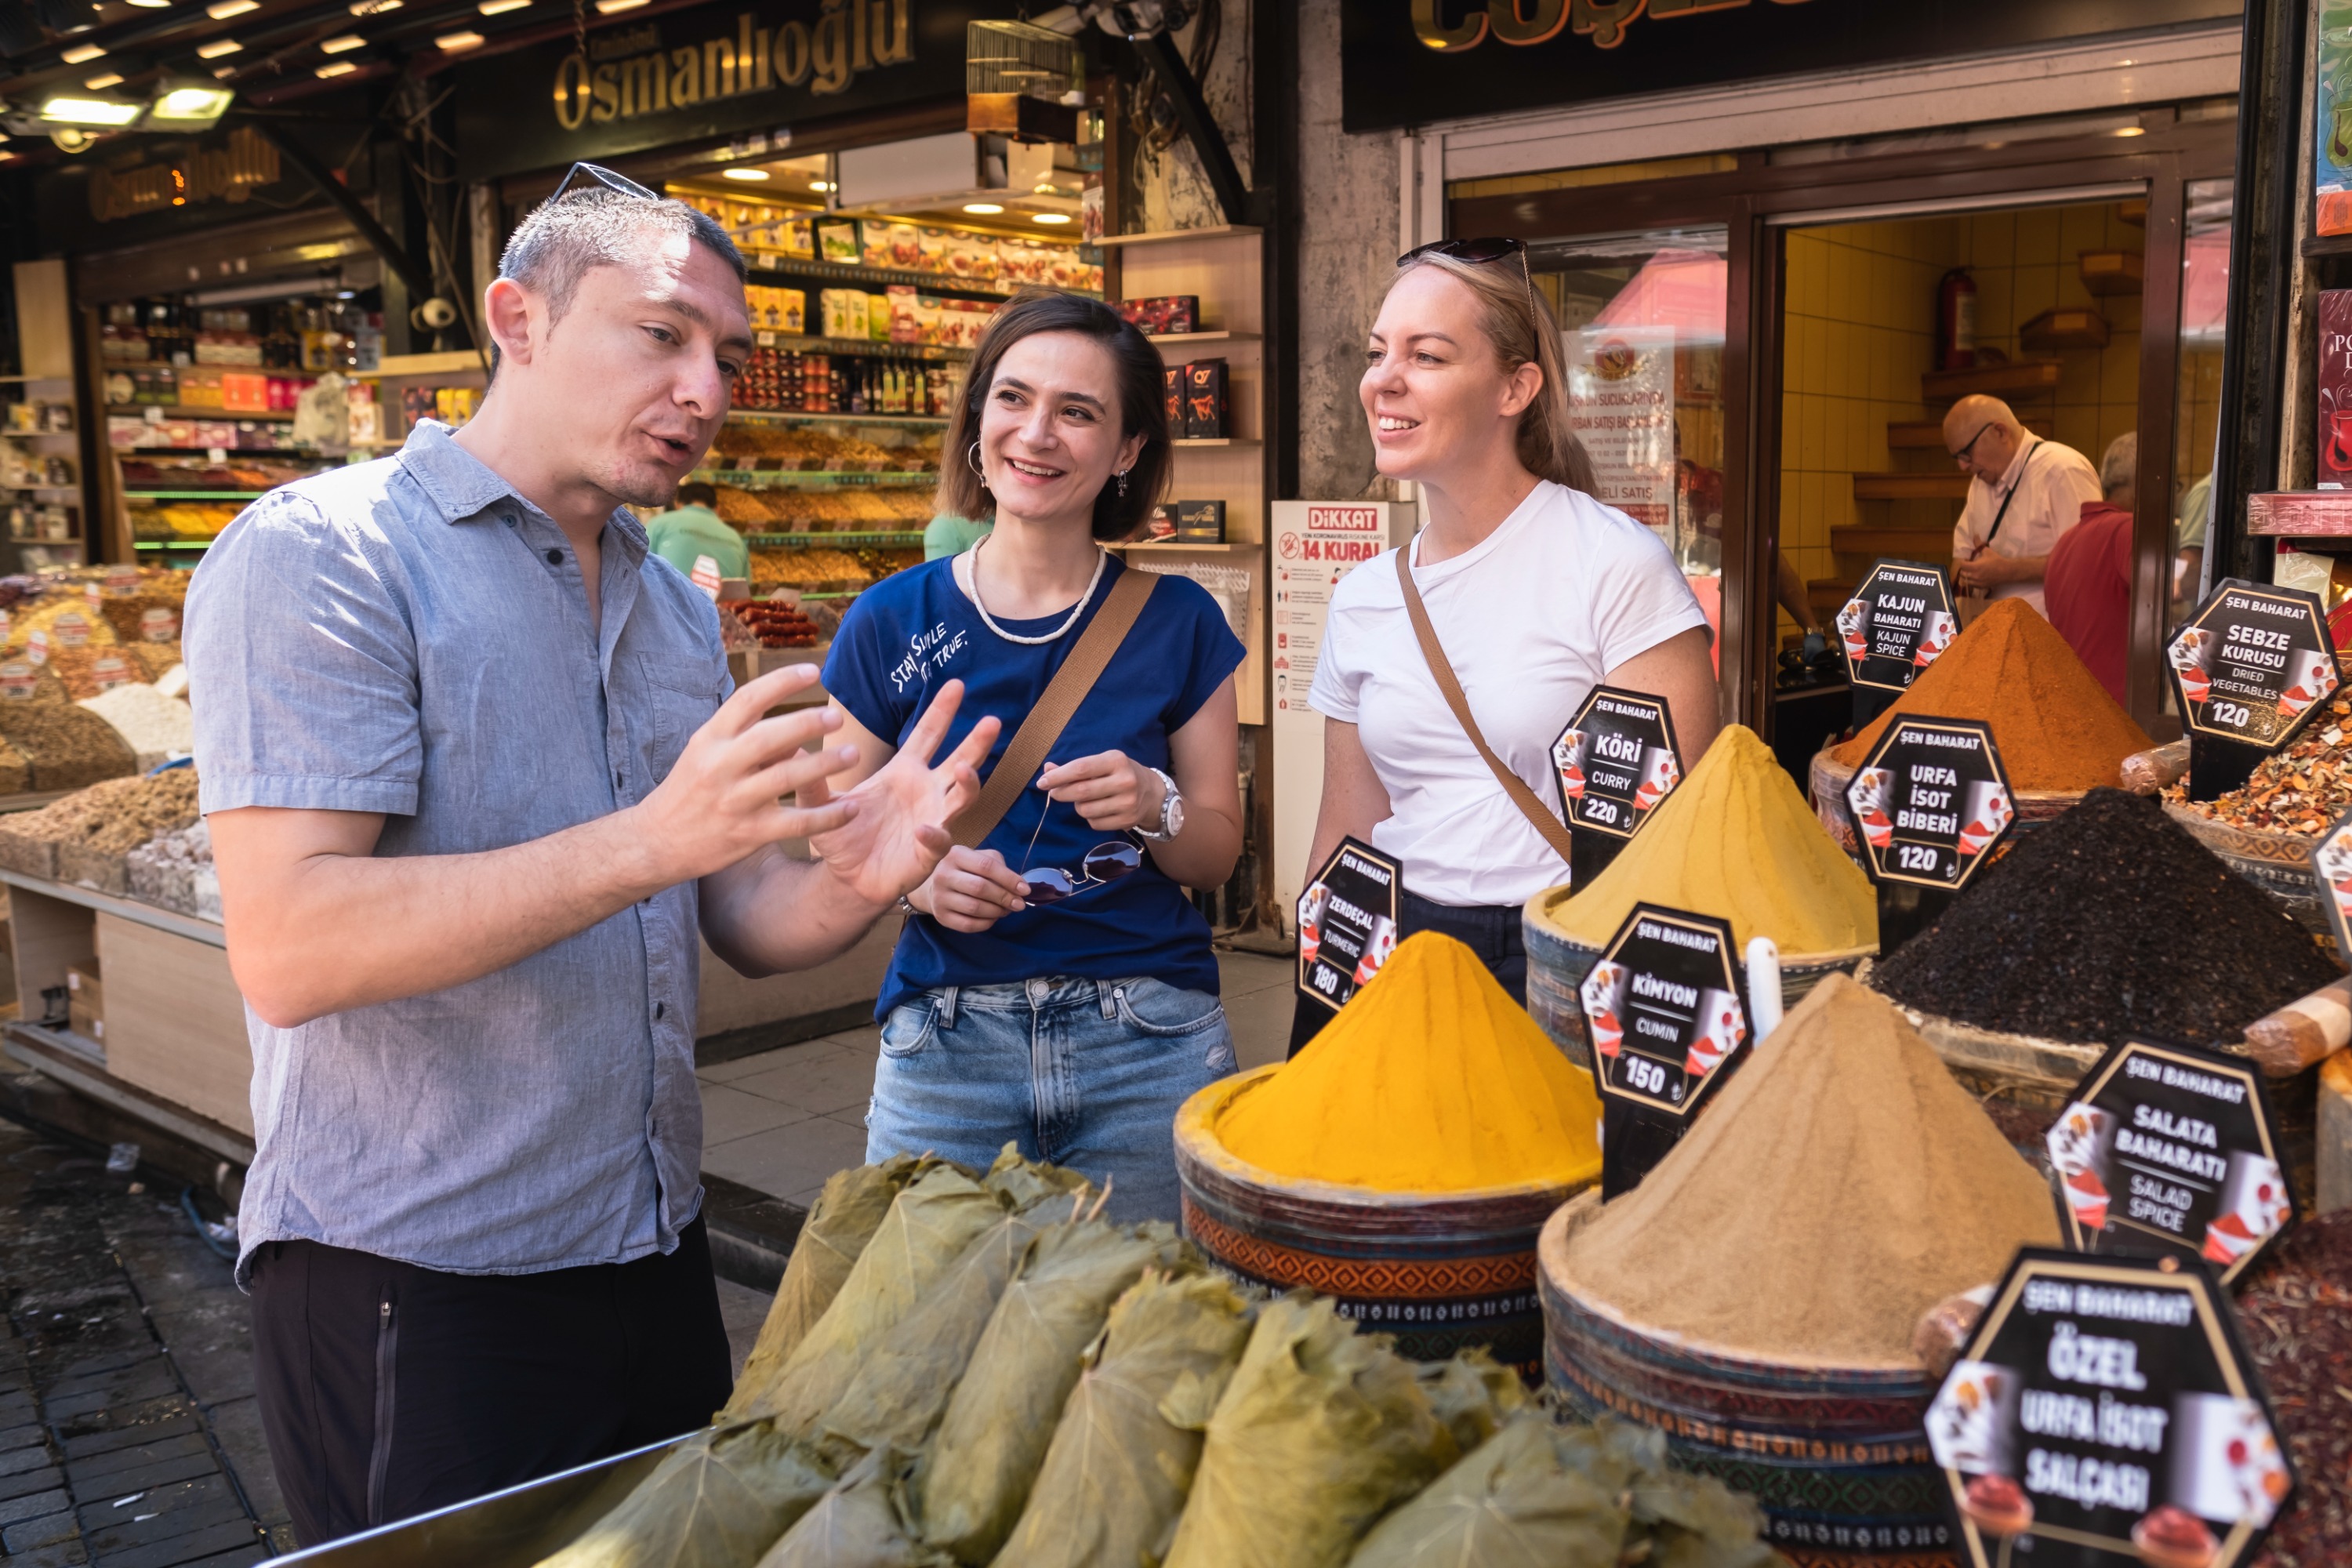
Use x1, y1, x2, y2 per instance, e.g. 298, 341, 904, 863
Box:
1137, 767, 1185, 841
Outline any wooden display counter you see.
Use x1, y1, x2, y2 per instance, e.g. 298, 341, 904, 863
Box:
0, 864, 895, 1172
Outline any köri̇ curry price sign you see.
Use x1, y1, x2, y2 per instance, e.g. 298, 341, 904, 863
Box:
1845, 716, 2016, 953
1552, 684, 1682, 887
1578, 903, 1746, 1196
2167, 579, 2337, 800
1926, 1251, 2292, 1568
2045, 1040, 2296, 1287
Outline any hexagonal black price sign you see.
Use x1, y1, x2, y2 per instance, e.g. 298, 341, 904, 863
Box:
2045, 1040, 2296, 1288
1845, 716, 2016, 892
1836, 557, 1958, 694
1552, 684, 1681, 887
1577, 903, 1746, 1122
1926, 1250, 2292, 1568
2167, 579, 2337, 753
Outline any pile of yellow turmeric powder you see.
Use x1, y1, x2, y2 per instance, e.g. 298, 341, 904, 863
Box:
1214, 931, 1603, 1193
1537, 724, 1875, 955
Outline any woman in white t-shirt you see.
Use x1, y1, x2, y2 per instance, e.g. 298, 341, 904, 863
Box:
1303, 239, 1720, 1018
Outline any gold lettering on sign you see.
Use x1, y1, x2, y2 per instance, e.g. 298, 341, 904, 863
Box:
550, 2, 913, 129
1570, 0, 1646, 49
1417, 0, 1798, 51
89, 125, 282, 221
1410, 0, 1490, 49
1490, 0, 1566, 44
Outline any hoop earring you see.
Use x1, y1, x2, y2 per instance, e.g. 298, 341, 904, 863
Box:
967, 441, 987, 486
1116, 468, 1130, 499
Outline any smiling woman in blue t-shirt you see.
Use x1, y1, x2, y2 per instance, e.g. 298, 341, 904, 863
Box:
820, 291, 1246, 1221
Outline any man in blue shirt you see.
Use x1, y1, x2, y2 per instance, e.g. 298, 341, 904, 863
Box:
187, 177, 992, 1545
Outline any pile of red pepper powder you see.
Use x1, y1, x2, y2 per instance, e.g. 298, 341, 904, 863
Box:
2245, 1210, 2352, 1566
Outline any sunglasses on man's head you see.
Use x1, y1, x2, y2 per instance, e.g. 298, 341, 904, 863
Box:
553, 161, 660, 203
1396, 235, 1538, 314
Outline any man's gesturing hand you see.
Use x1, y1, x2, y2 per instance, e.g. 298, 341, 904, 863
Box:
808, 680, 1000, 905
632, 665, 870, 884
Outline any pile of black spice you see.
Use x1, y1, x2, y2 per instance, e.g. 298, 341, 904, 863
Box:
2243, 1209, 2352, 1567
1873, 789, 2343, 1045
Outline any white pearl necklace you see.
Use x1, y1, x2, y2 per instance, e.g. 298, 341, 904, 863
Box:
967, 533, 1108, 646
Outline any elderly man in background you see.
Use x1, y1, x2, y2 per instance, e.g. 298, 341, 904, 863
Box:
1946, 394, 2103, 614
2043, 432, 2138, 706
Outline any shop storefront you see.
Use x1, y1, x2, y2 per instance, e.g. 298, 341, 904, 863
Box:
1348, 1, 2246, 752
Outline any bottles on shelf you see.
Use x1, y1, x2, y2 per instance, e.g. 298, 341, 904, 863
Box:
735, 350, 964, 416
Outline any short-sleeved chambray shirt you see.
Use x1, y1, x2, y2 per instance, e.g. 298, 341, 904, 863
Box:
185, 421, 731, 1285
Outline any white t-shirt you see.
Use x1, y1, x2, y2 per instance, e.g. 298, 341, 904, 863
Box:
1308, 480, 1709, 908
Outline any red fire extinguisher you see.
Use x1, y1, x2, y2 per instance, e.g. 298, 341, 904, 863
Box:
1937, 268, 1978, 372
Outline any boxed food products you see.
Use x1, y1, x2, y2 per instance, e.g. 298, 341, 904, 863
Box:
778, 219, 816, 260
2322, 289, 2352, 487
1145, 503, 1178, 540
817, 219, 860, 263
1118, 296, 1200, 336
1177, 499, 1226, 542
821, 289, 869, 340
1163, 366, 1182, 429
860, 220, 895, 270
869, 292, 893, 341
917, 227, 952, 274
1184, 358, 1228, 439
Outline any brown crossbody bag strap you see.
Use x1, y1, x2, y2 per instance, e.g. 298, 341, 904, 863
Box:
947, 565, 1160, 848
1393, 546, 1577, 866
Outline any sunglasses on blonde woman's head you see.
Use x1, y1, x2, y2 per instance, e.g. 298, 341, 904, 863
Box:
552, 161, 659, 203
1398, 235, 1537, 316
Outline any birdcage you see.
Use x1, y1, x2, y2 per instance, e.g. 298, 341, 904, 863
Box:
965, 20, 1080, 101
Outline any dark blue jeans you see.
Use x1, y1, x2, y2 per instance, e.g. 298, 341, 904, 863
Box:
1290, 887, 1528, 1055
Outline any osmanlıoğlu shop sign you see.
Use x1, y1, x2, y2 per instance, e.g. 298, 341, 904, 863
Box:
551, 0, 913, 132
457, 0, 975, 181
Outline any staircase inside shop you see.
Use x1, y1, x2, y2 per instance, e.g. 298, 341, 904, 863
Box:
1810, 366, 2059, 630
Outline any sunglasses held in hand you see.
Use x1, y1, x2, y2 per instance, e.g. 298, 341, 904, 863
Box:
1015, 790, 1146, 908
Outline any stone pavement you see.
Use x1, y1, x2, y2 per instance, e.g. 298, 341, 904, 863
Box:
0, 1117, 279, 1567
696, 950, 1295, 1207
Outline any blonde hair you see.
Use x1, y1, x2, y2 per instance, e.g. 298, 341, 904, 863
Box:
1394, 250, 1597, 495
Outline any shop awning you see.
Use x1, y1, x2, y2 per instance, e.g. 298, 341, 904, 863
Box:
1587, 249, 1727, 346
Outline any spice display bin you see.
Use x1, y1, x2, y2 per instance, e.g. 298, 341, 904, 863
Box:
2162, 804, 2335, 941
1809, 748, 2085, 862
1857, 961, 2323, 1207
1172, 1064, 1591, 1377
1521, 886, 1870, 1069
1539, 1193, 1952, 1568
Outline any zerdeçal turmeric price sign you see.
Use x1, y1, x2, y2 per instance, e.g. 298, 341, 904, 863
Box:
2168, 579, 2337, 801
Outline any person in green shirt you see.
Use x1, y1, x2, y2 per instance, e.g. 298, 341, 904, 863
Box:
923, 512, 992, 560
646, 482, 749, 583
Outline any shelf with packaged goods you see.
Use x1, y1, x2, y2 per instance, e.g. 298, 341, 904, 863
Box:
743, 531, 927, 547
749, 332, 973, 361
133, 539, 215, 550
1094, 225, 1262, 248
746, 257, 1098, 300
1112, 540, 1254, 553
1143, 331, 1260, 346
124, 491, 269, 502
1171, 437, 1258, 448
110, 405, 296, 423
724, 410, 949, 429
695, 469, 939, 488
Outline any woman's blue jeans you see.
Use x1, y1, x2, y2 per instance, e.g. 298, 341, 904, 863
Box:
866, 975, 1236, 1224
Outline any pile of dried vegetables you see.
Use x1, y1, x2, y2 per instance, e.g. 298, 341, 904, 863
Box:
2169, 697, 2352, 833
535, 1145, 1782, 1568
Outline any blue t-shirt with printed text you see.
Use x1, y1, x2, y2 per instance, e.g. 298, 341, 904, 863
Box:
825, 554, 1247, 1018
